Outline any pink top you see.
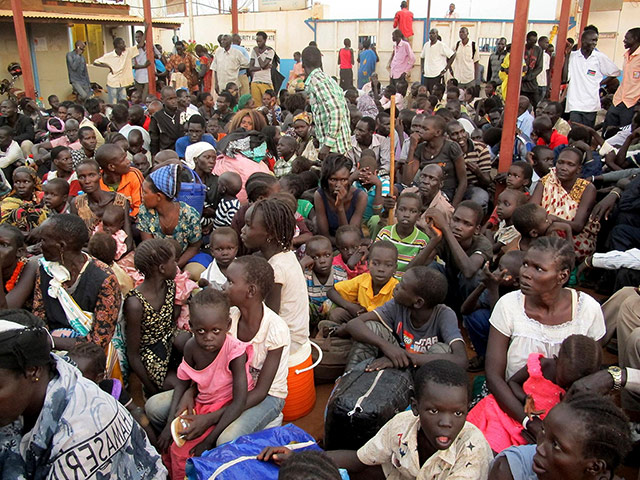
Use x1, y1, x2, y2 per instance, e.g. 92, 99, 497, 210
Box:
177, 334, 254, 405
390, 39, 415, 80
332, 253, 368, 280
50, 136, 82, 150
212, 154, 272, 204
339, 48, 353, 69
523, 352, 565, 416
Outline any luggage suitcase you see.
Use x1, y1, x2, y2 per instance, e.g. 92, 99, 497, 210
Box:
324, 363, 414, 450
312, 324, 352, 384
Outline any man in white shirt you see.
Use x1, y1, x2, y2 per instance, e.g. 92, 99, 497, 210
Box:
93, 37, 138, 104
420, 28, 456, 94
213, 34, 250, 94
133, 30, 151, 99
564, 27, 620, 128
536, 35, 551, 101
451, 27, 479, 88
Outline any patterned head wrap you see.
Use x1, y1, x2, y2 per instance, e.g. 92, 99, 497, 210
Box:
148, 163, 179, 200
292, 111, 312, 125
12, 166, 42, 195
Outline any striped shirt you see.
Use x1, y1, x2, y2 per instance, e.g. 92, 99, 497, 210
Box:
305, 68, 351, 154
212, 197, 240, 229
376, 224, 430, 278
305, 266, 348, 306
355, 178, 391, 221
462, 139, 492, 186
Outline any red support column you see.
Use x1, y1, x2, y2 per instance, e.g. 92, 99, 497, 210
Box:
578, 0, 592, 46
231, 0, 239, 34
550, 0, 571, 101
143, 0, 157, 96
497, 0, 530, 173
378, 0, 382, 19
10, 0, 35, 98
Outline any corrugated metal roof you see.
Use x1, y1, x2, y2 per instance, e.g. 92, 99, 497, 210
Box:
0, 9, 181, 27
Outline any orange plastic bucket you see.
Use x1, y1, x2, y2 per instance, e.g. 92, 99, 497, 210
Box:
282, 354, 316, 421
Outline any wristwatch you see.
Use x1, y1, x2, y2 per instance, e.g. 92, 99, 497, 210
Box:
608, 366, 623, 391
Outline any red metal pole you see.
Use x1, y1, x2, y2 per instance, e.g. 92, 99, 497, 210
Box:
143, 0, 157, 96
497, 0, 530, 173
10, 0, 35, 98
378, 0, 382, 19
578, 0, 592, 47
550, 0, 571, 101
231, 0, 239, 34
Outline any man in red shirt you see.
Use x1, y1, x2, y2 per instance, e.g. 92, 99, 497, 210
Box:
393, 1, 414, 45
531, 115, 568, 150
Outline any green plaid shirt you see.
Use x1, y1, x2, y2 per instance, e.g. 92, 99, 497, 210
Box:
304, 68, 351, 155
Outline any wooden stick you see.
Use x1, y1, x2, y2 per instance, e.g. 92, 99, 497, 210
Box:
388, 95, 396, 224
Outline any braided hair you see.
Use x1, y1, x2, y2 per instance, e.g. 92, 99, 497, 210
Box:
529, 236, 576, 272
251, 198, 296, 251
278, 451, 341, 480
133, 238, 175, 278
563, 393, 631, 473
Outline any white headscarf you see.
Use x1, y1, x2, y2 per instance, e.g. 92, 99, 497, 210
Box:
184, 141, 216, 170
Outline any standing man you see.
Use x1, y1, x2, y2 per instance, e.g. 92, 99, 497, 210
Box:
231, 33, 251, 96
452, 27, 479, 89
66, 41, 92, 102
213, 34, 249, 94
389, 29, 415, 87
564, 27, 620, 128
420, 28, 455, 94
149, 86, 182, 155
605, 28, 640, 129
445, 3, 459, 18
133, 30, 151, 99
93, 37, 138, 104
302, 46, 351, 159
486, 37, 506, 88
393, 1, 414, 46
521, 31, 543, 107
249, 31, 275, 106
536, 36, 551, 102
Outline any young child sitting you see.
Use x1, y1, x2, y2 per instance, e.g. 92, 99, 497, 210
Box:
259, 360, 493, 479
353, 150, 390, 223
160, 288, 253, 479
327, 240, 399, 324
67, 341, 156, 444
486, 161, 533, 230
44, 146, 81, 196
491, 188, 529, 255
274, 136, 298, 178
212, 171, 242, 229
338, 266, 467, 371
42, 178, 70, 214
376, 192, 429, 278
94, 204, 132, 263
332, 225, 368, 279
303, 235, 348, 325
461, 251, 525, 372
133, 152, 151, 177
468, 334, 602, 453
88, 232, 134, 295
224, 255, 291, 444
199, 227, 238, 290
507, 203, 571, 252
279, 173, 315, 221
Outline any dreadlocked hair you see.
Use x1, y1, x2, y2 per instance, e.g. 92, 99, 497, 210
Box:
278, 451, 341, 480
134, 238, 175, 277
252, 198, 296, 250
563, 393, 631, 472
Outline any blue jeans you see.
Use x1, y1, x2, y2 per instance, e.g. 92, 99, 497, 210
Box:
216, 395, 285, 446
463, 309, 491, 357
107, 85, 128, 104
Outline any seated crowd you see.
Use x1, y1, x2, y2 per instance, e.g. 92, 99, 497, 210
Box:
1, 25, 640, 480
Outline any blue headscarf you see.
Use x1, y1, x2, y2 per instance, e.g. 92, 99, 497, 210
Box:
148, 164, 179, 200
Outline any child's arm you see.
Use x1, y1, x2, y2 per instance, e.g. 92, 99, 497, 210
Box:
124, 296, 159, 395
506, 363, 531, 405
327, 286, 366, 317
406, 223, 442, 269
258, 447, 367, 473
406, 340, 467, 369
460, 282, 487, 315
186, 353, 249, 457
343, 313, 410, 368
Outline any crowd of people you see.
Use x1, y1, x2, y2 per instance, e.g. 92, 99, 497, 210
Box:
0, 7, 640, 480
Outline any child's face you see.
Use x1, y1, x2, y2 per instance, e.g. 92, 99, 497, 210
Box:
276, 139, 296, 159
49, 96, 60, 109
159, 254, 178, 280
496, 190, 520, 221
128, 137, 144, 155
411, 380, 468, 453
367, 247, 397, 286
396, 197, 422, 229
307, 240, 333, 277
533, 150, 554, 176
392, 270, 420, 307
449, 206, 480, 242
102, 212, 124, 236
43, 185, 67, 211
210, 234, 238, 269
133, 154, 150, 175
189, 304, 230, 353
506, 165, 529, 190
53, 149, 74, 173
207, 118, 221, 136
497, 255, 521, 288
240, 206, 269, 250
531, 208, 552, 237
336, 231, 360, 262
223, 261, 249, 307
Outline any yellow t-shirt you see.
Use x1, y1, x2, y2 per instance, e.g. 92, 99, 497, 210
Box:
334, 272, 398, 312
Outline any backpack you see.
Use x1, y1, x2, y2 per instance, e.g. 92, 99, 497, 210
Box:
456, 40, 477, 58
